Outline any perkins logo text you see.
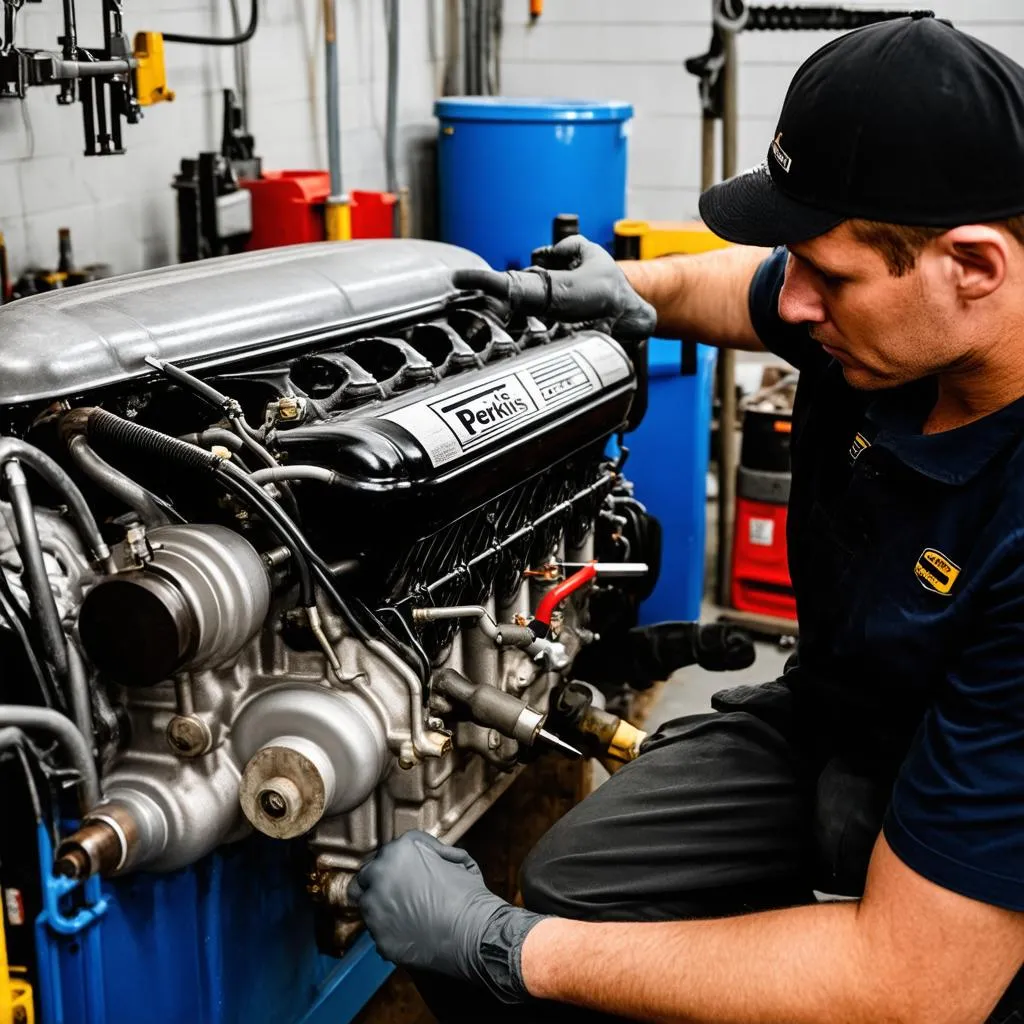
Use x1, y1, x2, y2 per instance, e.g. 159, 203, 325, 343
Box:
455, 388, 530, 435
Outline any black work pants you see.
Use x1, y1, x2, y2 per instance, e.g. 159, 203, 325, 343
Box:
417, 694, 1024, 1023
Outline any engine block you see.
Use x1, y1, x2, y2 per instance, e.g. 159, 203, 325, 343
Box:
0, 240, 654, 955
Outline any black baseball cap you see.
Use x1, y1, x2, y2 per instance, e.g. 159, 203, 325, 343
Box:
700, 13, 1024, 247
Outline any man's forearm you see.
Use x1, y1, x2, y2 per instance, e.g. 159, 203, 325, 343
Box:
619, 245, 772, 350
521, 902, 919, 1024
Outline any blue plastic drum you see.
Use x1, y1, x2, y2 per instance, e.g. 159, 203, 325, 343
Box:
435, 97, 633, 270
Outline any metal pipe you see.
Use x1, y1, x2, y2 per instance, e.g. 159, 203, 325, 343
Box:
323, 0, 351, 240
715, 24, 739, 608
4, 461, 68, 682
0, 704, 99, 810
67, 434, 170, 528
65, 642, 93, 749
365, 639, 448, 760
385, 0, 400, 197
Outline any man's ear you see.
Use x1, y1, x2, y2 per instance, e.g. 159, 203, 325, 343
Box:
935, 225, 1009, 301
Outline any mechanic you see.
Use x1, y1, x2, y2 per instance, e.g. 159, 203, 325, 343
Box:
351, 15, 1024, 1023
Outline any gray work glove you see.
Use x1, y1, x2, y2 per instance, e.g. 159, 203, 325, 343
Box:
451, 235, 657, 341
349, 830, 546, 1004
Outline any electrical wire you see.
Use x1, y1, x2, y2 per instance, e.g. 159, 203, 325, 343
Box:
377, 605, 431, 684
163, 0, 258, 46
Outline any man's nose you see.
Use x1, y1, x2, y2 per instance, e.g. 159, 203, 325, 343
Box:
778, 257, 827, 325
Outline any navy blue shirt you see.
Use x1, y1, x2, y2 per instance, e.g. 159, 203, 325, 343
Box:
750, 247, 1024, 911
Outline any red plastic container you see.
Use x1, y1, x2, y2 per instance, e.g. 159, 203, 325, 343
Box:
731, 495, 797, 620
240, 171, 397, 250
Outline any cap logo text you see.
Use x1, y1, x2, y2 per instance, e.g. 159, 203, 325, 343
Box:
771, 132, 792, 173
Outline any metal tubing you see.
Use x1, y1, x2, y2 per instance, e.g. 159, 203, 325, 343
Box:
4, 461, 69, 682
68, 434, 170, 527
385, 0, 400, 196
715, 24, 739, 607
0, 704, 99, 809
323, 0, 350, 240
365, 639, 448, 760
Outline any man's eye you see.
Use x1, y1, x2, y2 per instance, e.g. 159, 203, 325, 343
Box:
822, 273, 847, 289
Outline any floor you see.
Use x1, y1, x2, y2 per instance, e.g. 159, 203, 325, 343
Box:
644, 612, 793, 733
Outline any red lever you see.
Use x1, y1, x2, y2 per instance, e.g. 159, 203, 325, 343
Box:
532, 562, 598, 628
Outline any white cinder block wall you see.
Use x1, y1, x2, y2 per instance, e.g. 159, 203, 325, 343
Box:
500, 0, 1024, 223
0, 0, 445, 280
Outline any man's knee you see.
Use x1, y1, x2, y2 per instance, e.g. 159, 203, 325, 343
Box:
519, 820, 591, 917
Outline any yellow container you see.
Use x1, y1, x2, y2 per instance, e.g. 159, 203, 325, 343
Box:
614, 219, 731, 260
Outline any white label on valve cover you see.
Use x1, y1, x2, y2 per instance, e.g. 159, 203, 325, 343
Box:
749, 518, 775, 547
381, 335, 631, 468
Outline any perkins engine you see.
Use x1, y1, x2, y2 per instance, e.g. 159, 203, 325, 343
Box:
0, 240, 656, 954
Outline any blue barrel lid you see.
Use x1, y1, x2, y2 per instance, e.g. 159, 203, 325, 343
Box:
435, 96, 633, 123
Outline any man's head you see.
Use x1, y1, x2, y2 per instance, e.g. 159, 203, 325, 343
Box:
699, 14, 1024, 389
777, 217, 1024, 389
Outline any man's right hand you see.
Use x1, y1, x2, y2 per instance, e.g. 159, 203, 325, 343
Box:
451, 235, 657, 341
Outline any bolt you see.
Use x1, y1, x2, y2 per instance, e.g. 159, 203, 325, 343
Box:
427, 716, 445, 731
166, 715, 211, 757
259, 789, 288, 819
399, 754, 415, 770
487, 729, 502, 750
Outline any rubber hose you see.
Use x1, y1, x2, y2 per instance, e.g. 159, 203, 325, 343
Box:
4, 461, 69, 682
65, 641, 93, 748
84, 409, 316, 607
0, 704, 99, 810
86, 408, 223, 474
67, 435, 171, 528
163, 0, 258, 47
0, 437, 110, 566
249, 466, 338, 486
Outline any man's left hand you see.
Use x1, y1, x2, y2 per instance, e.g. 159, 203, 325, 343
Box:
349, 830, 546, 1004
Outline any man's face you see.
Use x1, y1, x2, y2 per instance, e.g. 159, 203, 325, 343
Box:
778, 223, 965, 390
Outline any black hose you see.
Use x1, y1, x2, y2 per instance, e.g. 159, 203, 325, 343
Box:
84, 408, 316, 607
163, 0, 258, 46
0, 437, 110, 566
219, 462, 426, 682
67, 435, 171, 528
4, 462, 69, 682
215, 465, 315, 606
0, 566, 58, 709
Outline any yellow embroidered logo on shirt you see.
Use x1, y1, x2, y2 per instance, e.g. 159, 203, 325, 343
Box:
914, 548, 961, 596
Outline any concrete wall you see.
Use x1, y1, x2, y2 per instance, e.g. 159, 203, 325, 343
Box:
500, 0, 1024, 222
0, 0, 444, 280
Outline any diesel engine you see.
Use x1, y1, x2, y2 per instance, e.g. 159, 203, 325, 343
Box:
0, 240, 656, 954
